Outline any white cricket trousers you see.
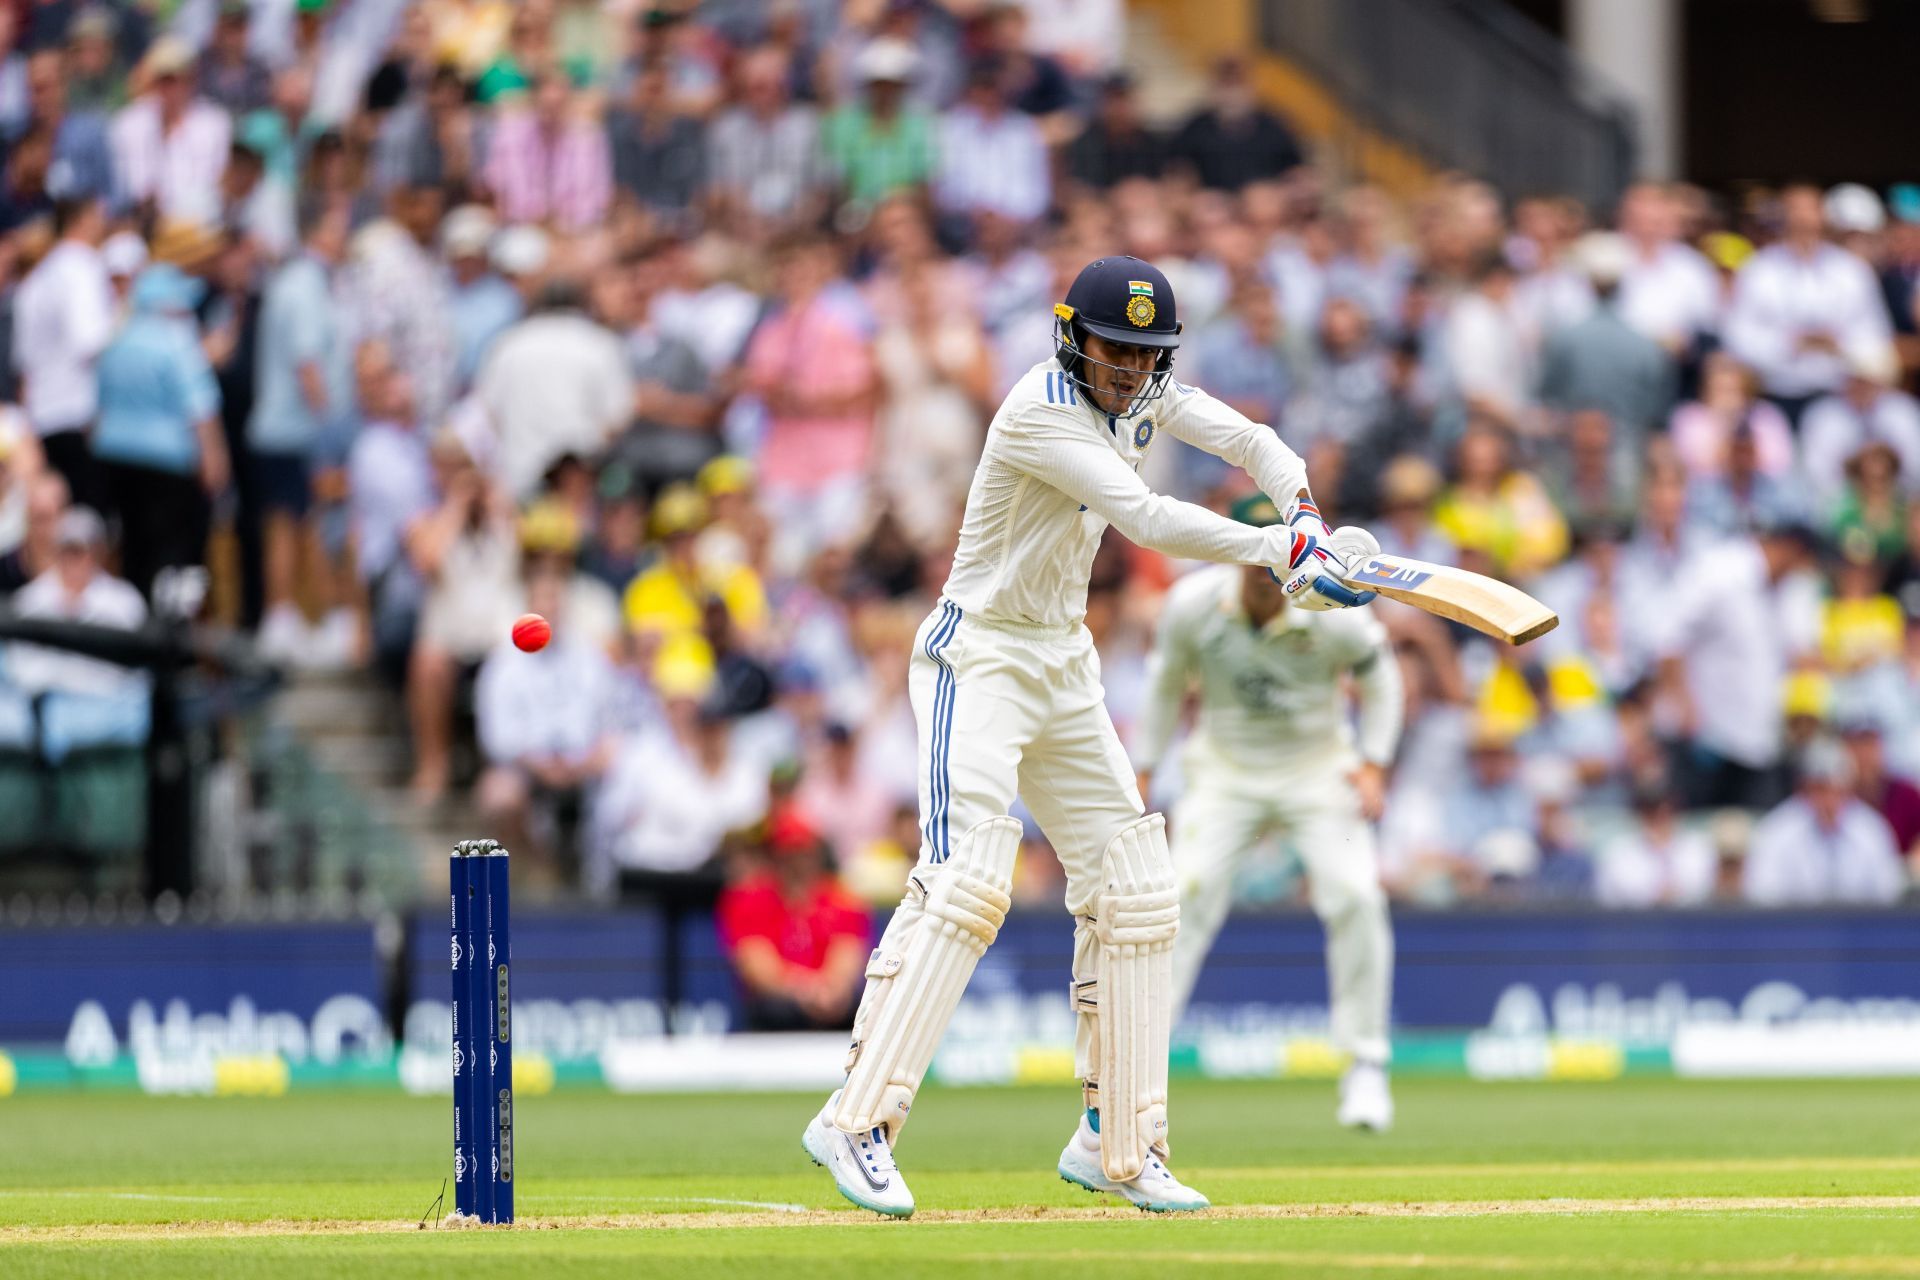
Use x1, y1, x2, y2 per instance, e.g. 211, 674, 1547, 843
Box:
893, 598, 1145, 1081
1168, 759, 1393, 1065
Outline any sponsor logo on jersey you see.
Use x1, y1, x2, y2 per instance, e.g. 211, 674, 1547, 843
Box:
1347, 558, 1433, 589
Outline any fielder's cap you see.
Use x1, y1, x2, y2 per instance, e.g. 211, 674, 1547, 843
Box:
1059, 255, 1180, 349
54, 506, 106, 549
440, 204, 497, 259
1229, 492, 1282, 528
855, 37, 920, 84
651, 483, 708, 538
1825, 183, 1886, 235
491, 224, 550, 277
102, 231, 149, 278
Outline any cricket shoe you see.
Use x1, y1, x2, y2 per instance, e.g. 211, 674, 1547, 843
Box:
802, 1090, 915, 1217
1337, 1061, 1394, 1132
1057, 1112, 1209, 1213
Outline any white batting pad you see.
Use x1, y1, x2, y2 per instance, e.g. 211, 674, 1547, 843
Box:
834, 816, 1022, 1143
1093, 814, 1179, 1182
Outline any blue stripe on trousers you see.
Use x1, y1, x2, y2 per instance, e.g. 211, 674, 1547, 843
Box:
923, 600, 962, 863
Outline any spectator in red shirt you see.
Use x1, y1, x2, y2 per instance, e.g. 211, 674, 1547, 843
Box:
1839, 712, 1920, 860
716, 808, 871, 1032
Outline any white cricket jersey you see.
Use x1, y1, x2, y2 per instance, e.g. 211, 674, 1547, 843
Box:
941, 361, 1307, 628
1136, 564, 1402, 776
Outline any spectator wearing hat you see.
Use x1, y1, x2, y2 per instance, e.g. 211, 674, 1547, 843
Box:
608, 61, 705, 226
474, 553, 618, 882
11, 194, 111, 510
476, 275, 632, 500
1537, 232, 1676, 442
1169, 56, 1303, 192
715, 808, 870, 1031
823, 38, 934, 211
373, 63, 479, 197
1614, 182, 1721, 359
109, 35, 230, 224
623, 482, 767, 652
1596, 783, 1715, 908
439, 205, 519, 388
705, 44, 823, 231
1063, 71, 1164, 190
1880, 184, 1920, 345
90, 264, 226, 602
933, 57, 1048, 230
200, 1, 272, 115
794, 720, 895, 869
1799, 345, 1920, 513
1744, 737, 1906, 905
1391, 715, 1541, 903
249, 198, 353, 663
1724, 184, 1895, 423
7, 505, 147, 701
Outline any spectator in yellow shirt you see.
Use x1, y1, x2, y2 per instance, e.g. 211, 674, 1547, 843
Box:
1434, 419, 1569, 578
622, 482, 767, 647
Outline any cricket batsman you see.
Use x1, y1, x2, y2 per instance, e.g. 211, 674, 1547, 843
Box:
801, 257, 1382, 1216
1135, 494, 1404, 1132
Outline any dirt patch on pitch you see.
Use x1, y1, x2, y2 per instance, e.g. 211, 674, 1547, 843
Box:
6, 1195, 1919, 1242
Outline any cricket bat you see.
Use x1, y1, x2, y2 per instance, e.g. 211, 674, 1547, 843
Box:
1338, 555, 1559, 646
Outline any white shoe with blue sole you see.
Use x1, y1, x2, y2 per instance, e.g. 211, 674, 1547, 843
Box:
802, 1090, 915, 1218
1057, 1112, 1209, 1213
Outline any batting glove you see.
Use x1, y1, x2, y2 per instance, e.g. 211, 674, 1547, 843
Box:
1270, 498, 1379, 611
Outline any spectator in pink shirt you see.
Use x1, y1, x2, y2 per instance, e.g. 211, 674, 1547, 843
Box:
482, 72, 611, 234
741, 231, 878, 561
1668, 352, 1794, 482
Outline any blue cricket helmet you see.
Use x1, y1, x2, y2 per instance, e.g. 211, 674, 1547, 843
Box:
1054, 255, 1181, 412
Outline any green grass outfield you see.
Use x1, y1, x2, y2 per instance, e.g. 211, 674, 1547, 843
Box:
4, 1078, 1920, 1278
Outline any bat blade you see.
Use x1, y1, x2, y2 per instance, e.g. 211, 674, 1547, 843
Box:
1338, 556, 1558, 646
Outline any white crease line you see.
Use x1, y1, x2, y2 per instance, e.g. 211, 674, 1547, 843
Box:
524, 1195, 811, 1214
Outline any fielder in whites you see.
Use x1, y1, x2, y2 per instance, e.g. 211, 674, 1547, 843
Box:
801, 257, 1382, 1215
1136, 493, 1404, 1132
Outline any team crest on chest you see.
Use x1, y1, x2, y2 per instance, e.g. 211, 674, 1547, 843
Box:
1132, 418, 1155, 450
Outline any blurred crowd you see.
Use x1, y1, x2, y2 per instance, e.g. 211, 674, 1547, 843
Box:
0, 0, 1917, 949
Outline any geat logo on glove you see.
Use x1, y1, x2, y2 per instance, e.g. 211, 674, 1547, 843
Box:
1346, 558, 1434, 589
